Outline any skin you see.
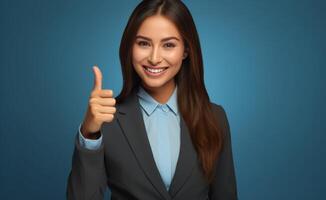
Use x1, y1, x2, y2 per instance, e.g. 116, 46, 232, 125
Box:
81, 15, 188, 138
132, 14, 188, 104
81, 66, 116, 139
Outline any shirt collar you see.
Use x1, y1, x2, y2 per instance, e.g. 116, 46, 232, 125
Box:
136, 85, 179, 116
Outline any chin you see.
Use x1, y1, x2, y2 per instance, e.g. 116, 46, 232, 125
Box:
142, 79, 167, 89
135, 66, 177, 90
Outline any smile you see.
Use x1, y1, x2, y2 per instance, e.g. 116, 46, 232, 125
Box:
142, 65, 168, 76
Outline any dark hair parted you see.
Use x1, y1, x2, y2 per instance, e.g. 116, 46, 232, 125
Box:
116, 0, 223, 184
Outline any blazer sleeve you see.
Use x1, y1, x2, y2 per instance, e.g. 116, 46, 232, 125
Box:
208, 104, 238, 200
66, 130, 107, 200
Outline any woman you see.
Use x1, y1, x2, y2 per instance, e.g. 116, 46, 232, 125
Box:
67, 0, 237, 199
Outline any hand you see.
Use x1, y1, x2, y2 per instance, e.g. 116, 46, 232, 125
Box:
81, 66, 116, 139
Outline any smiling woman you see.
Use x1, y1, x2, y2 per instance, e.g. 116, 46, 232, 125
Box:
67, 0, 238, 199
132, 15, 187, 102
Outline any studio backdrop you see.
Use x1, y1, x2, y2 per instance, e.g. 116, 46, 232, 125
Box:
0, 0, 325, 199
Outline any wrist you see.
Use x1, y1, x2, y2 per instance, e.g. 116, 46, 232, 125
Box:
81, 124, 101, 139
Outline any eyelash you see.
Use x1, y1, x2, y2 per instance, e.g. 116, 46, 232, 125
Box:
137, 41, 176, 48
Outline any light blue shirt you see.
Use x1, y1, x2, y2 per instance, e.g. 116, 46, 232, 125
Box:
136, 85, 181, 190
78, 123, 103, 150
78, 85, 180, 190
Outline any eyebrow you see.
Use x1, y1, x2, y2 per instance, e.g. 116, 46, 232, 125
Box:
135, 35, 180, 42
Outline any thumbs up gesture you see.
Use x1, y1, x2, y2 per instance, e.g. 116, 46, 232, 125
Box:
81, 66, 116, 139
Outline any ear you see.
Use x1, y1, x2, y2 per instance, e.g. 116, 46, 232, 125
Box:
182, 48, 189, 59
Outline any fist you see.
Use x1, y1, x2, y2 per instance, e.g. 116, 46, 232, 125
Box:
81, 66, 116, 139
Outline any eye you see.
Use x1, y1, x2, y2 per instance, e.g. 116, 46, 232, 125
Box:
137, 41, 150, 47
164, 43, 176, 48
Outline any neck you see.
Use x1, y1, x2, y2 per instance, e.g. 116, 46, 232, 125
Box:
141, 81, 176, 104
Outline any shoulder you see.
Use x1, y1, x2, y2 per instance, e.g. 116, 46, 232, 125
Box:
209, 102, 231, 139
210, 102, 229, 126
210, 102, 225, 114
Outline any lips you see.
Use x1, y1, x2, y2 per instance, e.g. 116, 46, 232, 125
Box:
142, 65, 168, 70
142, 65, 168, 77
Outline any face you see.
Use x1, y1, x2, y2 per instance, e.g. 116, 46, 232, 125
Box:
132, 14, 187, 92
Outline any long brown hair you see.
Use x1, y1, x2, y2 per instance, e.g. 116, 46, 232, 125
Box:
116, 0, 223, 184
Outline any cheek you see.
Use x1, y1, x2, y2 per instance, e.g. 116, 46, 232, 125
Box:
132, 46, 148, 63
164, 50, 184, 66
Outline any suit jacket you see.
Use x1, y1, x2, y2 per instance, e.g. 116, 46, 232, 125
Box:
67, 89, 238, 200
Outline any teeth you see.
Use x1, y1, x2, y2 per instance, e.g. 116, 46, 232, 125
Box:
146, 67, 166, 73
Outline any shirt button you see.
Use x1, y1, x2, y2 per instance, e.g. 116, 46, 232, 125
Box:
160, 104, 169, 112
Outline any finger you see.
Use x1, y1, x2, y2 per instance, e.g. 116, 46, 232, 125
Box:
90, 97, 116, 106
98, 90, 114, 98
98, 106, 117, 114
91, 89, 113, 98
97, 113, 114, 122
93, 65, 102, 91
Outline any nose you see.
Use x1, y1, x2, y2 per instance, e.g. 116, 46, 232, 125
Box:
148, 46, 162, 65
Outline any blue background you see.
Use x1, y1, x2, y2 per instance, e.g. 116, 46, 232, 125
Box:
1, 0, 325, 199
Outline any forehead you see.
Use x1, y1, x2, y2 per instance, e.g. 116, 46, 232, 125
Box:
136, 15, 182, 40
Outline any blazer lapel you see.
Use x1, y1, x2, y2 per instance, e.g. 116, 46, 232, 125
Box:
116, 90, 171, 200
116, 89, 197, 199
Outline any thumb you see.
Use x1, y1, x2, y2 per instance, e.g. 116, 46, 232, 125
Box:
92, 65, 102, 90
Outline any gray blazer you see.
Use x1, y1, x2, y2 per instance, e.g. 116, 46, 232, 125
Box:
67, 89, 238, 200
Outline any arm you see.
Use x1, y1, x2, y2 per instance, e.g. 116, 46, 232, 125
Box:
66, 128, 107, 200
209, 104, 238, 200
